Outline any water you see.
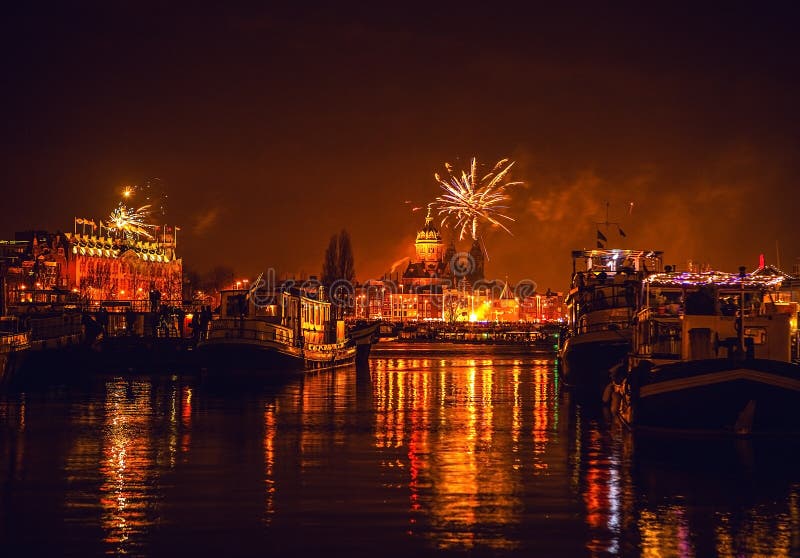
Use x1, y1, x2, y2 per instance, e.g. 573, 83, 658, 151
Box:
2, 344, 799, 556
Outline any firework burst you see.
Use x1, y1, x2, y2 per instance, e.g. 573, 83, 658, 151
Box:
119, 178, 168, 217
433, 157, 522, 240
108, 203, 156, 240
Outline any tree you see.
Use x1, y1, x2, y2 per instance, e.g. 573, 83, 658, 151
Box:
321, 229, 356, 317
322, 229, 355, 285
202, 265, 235, 293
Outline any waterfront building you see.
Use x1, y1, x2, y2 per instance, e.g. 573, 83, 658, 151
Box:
1, 220, 182, 308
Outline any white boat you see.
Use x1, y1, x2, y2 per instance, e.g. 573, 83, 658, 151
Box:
559, 249, 663, 392
617, 269, 800, 434
198, 285, 376, 375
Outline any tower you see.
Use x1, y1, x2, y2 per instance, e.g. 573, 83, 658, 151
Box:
415, 206, 444, 265
468, 239, 485, 282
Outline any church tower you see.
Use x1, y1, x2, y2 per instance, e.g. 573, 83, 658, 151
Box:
468, 238, 485, 282
415, 206, 444, 265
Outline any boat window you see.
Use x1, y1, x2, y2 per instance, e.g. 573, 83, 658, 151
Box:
744, 327, 767, 345
684, 286, 716, 315
225, 294, 248, 317
649, 289, 682, 315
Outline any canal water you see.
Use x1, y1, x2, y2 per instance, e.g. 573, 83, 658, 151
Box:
1, 343, 799, 556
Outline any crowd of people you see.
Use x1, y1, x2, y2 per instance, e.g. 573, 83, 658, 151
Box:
93, 299, 214, 343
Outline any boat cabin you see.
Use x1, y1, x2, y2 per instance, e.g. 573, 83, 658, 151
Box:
566, 249, 663, 335
633, 271, 794, 364
217, 285, 344, 346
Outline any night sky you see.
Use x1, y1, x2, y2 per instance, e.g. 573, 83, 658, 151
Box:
2, 4, 798, 292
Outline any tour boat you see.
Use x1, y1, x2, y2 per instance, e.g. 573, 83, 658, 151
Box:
616, 269, 800, 434
559, 248, 663, 392
198, 285, 376, 374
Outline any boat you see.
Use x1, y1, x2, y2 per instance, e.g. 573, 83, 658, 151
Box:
616, 268, 800, 434
0, 318, 30, 385
14, 307, 87, 375
197, 284, 376, 375
559, 248, 663, 392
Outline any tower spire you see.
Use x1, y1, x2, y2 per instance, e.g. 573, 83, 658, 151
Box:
425, 203, 433, 225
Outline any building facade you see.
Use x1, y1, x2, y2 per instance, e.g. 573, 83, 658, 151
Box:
2, 226, 182, 308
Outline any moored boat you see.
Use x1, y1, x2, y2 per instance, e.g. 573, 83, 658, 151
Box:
1, 306, 86, 381
197, 284, 374, 375
559, 248, 663, 392
617, 268, 800, 434
0, 319, 30, 385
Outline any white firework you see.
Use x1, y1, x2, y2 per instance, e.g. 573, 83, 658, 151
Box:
107, 203, 156, 240
433, 157, 521, 240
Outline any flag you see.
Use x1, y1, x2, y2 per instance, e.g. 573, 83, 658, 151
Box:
597, 230, 607, 242
597, 240, 605, 249
618, 227, 626, 238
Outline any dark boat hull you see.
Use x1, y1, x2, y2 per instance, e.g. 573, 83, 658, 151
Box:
559, 330, 631, 392
197, 338, 357, 376
1, 350, 26, 385
622, 359, 800, 434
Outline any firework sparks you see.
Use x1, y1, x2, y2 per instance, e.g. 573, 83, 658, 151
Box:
107, 203, 156, 240
432, 157, 522, 240
117, 178, 168, 217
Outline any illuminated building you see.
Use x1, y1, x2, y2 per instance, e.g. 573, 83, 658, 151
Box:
353, 208, 565, 323
1, 221, 182, 306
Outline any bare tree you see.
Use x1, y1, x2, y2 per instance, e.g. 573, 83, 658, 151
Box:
321, 229, 356, 317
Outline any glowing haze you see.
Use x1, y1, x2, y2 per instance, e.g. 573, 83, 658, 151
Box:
1, 5, 798, 291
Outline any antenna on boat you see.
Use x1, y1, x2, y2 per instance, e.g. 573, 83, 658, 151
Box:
595, 201, 627, 249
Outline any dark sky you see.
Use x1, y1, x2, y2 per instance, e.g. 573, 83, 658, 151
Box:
2, 4, 798, 291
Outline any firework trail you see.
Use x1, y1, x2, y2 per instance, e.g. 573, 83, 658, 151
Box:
432, 157, 522, 240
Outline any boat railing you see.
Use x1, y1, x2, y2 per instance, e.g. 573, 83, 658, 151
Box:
208, 318, 293, 345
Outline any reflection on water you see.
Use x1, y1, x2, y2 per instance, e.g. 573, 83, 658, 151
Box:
0, 346, 799, 556
263, 401, 276, 525
99, 381, 154, 554
370, 356, 559, 551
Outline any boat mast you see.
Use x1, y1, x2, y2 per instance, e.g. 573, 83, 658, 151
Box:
738, 266, 746, 358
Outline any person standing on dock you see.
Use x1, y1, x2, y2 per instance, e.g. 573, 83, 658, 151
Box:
149, 284, 161, 313
176, 306, 185, 338
190, 308, 200, 342
200, 306, 212, 340
98, 307, 109, 337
